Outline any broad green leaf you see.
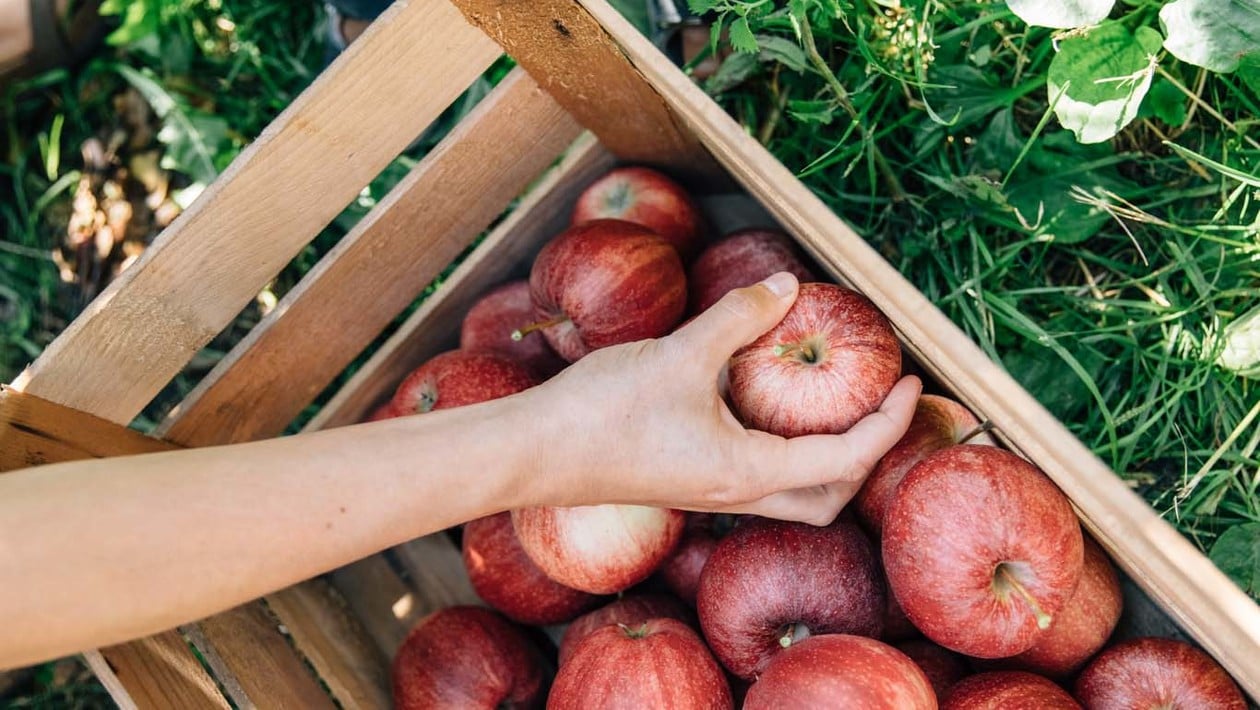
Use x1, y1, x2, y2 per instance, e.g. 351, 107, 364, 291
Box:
729, 17, 760, 53
1210, 523, 1260, 598
704, 51, 759, 94
1160, 0, 1260, 73
115, 64, 228, 187
1140, 77, 1188, 126
688, 0, 720, 13
1047, 22, 1159, 144
787, 99, 838, 124
972, 108, 1025, 172
757, 35, 809, 72
1218, 303, 1260, 377
1005, 0, 1114, 28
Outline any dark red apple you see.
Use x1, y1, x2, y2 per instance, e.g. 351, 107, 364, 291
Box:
461, 280, 567, 378
727, 282, 901, 438
392, 605, 546, 709
558, 593, 694, 667
743, 634, 935, 710
523, 219, 686, 362
883, 584, 920, 643
549, 618, 731, 709
855, 394, 995, 535
988, 536, 1122, 678
391, 350, 538, 414
364, 401, 401, 422
697, 517, 884, 679
512, 505, 685, 595
688, 229, 817, 314
658, 513, 732, 606
942, 671, 1079, 709
1075, 637, 1245, 709
570, 166, 704, 260
896, 640, 967, 700
462, 513, 602, 626
882, 445, 1084, 659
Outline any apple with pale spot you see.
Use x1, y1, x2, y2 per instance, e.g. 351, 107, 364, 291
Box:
391, 350, 537, 415
571, 166, 704, 260
688, 229, 816, 314
461, 280, 567, 378
743, 634, 934, 710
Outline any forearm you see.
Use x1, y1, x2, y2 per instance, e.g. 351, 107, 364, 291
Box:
0, 394, 536, 669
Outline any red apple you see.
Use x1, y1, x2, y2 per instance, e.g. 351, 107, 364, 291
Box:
658, 513, 733, 606
512, 504, 685, 595
727, 282, 901, 438
392, 605, 546, 709
1075, 637, 1245, 709
364, 401, 401, 422
855, 394, 996, 535
882, 445, 1084, 659
896, 640, 967, 700
570, 166, 704, 260
391, 350, 537, 414
689, 229, 817, 314
523, 219, 686, 362
461, 280, 567, 378
744, 634, 935, 710
462, 513, 602, 626
697, 517, 884, 679
987, 536, 1122, 678
558, 593, 694, 667
549, 618, 732, 709
942, 671, 1079, 709
883, 584, 920, 643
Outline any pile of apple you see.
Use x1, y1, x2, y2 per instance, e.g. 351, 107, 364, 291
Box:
373, 168, 1247, 709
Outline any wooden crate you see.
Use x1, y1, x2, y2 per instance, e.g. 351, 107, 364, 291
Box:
2, 1, 1258, 707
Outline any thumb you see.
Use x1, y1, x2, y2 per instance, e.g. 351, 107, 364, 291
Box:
672, 272, 799, 369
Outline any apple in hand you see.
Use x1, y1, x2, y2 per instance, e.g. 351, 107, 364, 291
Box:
571, 166, 704, 260
1075, 637, 1245, 709
743, 634, 934, 710
896, 640, 967, 700
855, 394, 995, 534
728, 282, 901, 438
549, 618, 732, 710
697, 517, 884, 679
689, 229, 817, 314
392, 350, 538, 414
523, 219, 686, 362
942, 671, 1079, 709
882, 445, 1084, 658
512, 505, 685, 595
462, 513, 602, 626
392, 605, 546, 709
658, 513, 733, 606
461, 280, 567, 378
559, 593, 694, 667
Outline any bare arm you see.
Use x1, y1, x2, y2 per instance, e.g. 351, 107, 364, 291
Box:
0, 273, 920, 669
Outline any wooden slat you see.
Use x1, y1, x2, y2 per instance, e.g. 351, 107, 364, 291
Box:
158, 68, 581, 447
448, 0, 719, 182
389, 536, 481, 618
330, 557, 420, 657
87, 636, 229, 710
569, 0, 1260, 698
12, 0, 500, 423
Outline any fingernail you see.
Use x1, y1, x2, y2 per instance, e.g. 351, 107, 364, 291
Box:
762, 272, 796, 298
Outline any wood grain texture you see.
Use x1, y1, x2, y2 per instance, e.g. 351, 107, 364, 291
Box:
573, 0, 1260, 697
329, 556, 420, 658
157, 68, 580, 447
448, 0, 719, 182
12, 0, 500, 424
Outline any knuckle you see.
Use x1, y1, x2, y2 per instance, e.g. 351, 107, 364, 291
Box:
716, 289, 764, 321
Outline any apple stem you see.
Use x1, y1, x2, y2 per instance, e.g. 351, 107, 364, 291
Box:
511, 315, 570, 341
773, 342, 816, 362
994, 563, 1053, 630
777, 622, 812, 649
959, 420, 996, 445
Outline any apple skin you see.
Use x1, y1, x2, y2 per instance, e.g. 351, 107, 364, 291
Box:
883, 582, 920, 643
697, 517, 885, 679
392, 349, 538, 415
392, 605, 546, 710
462, 513, 602, 626
855, 394, 996, 535
983, 536, 1122, 678
1074, 637, 1245, 709
512, 504, 685, 595
364, 401, 401, 422
571, 166, 704, 260
461, 280, 567, 378
882, 445, 1084, 659
657, 513, 730, 606
897, 640, 967, 700
688, 229, 817, 314
528, 219, 686, 362
548, 617, 732, 710
727, 282, 901, 438
941, 671, 1079, 709
558, 592, 694, 667
743, 634, 935, 710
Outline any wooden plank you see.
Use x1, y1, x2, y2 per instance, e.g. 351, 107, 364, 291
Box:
11, 0, 501, 424
158, 68, 581, 447
390, 536, 481, 619
306, 134, 615, 430
448, 0, 719, 182
89, 636, 229, 710
573, 0, 1260, 698
329, 556, 420, 658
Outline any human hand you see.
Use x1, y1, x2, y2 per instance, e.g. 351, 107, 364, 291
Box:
519, 272, 922, 525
